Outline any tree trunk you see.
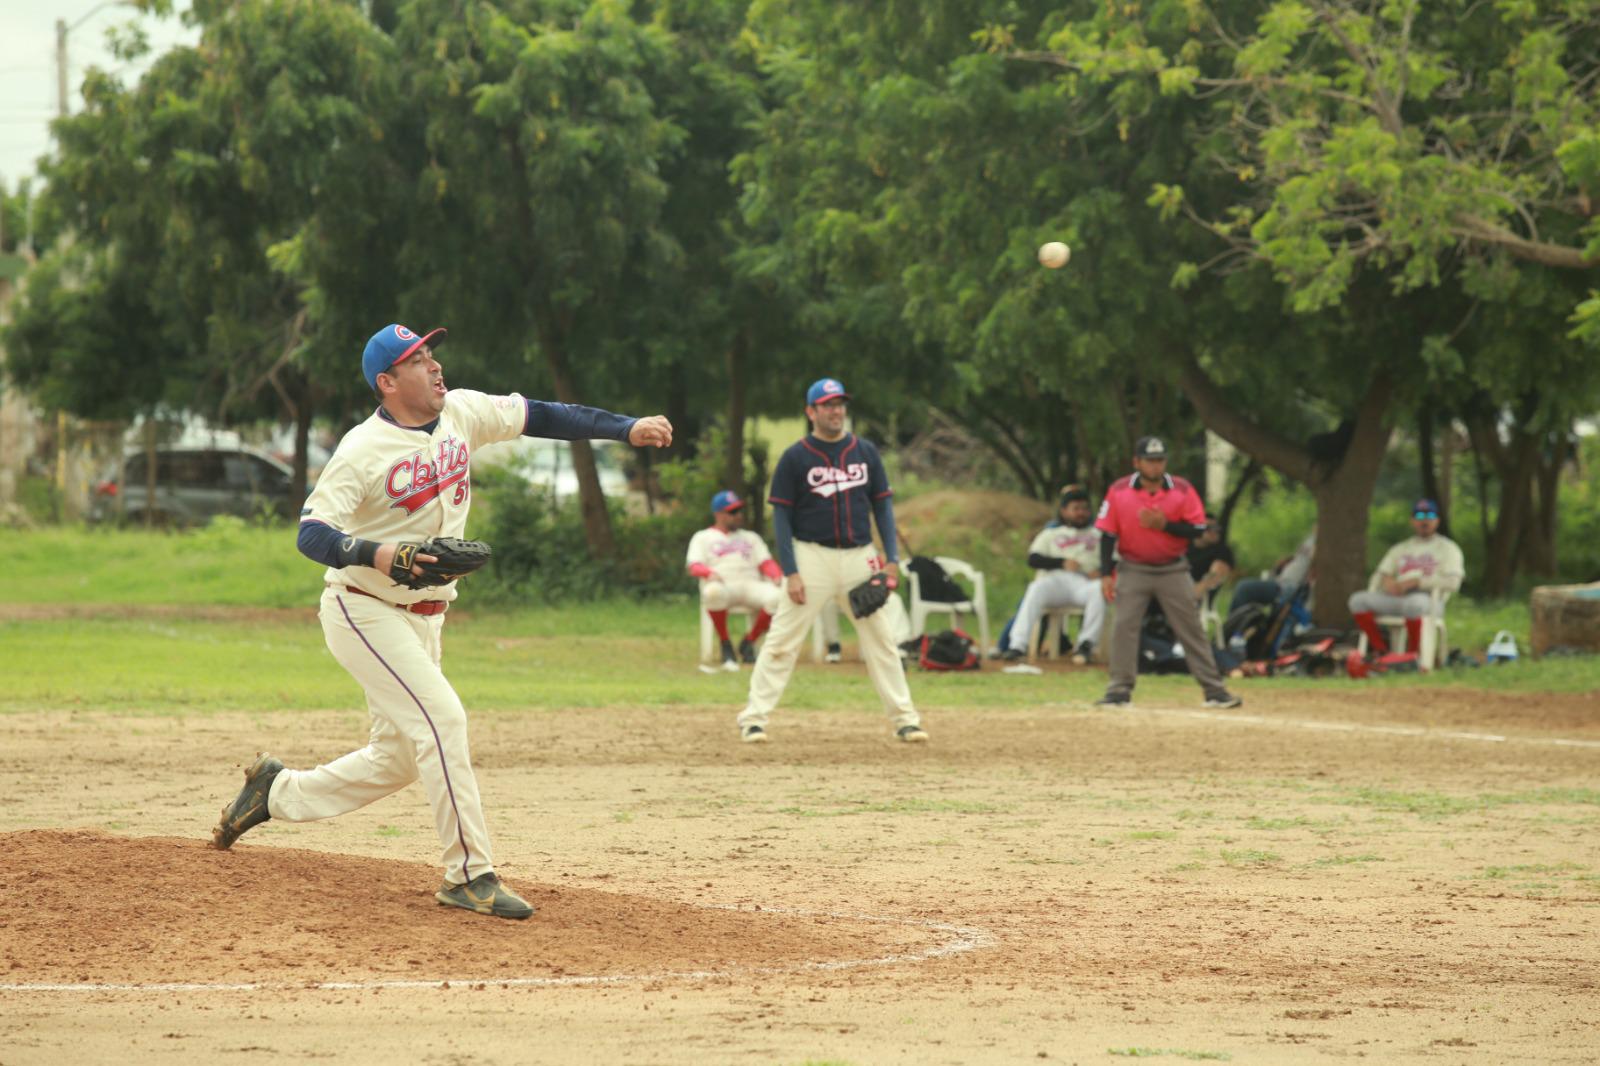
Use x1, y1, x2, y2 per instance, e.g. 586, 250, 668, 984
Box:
1519, 432, 1564, 578
724, 332, 747, 489
1178, 356, 1394, 627
540, 332, 616, 559
1417, 406, 1449, 537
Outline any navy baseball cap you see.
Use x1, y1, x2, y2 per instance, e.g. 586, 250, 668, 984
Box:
1413, 497, 1441, 519
363, 323, 447, 389
711, 490, 744, 514
805, 378, 849, 405
1133, 435, 1168, 459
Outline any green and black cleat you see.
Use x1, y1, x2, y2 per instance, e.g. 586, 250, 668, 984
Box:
436, 872, 536, 920
211, 752, 284, 850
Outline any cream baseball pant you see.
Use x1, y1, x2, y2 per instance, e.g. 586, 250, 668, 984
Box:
738, 542, 921, 733
1347, 589, 1437, 617
1008, 570, 1107, 653
266, 586, 495, 886
700, 577, 783, 616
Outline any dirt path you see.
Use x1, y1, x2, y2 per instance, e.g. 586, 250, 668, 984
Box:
1, 690, 1596, 1064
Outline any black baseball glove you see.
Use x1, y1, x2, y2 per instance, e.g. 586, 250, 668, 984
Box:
847, 572, 893, 619
389, 537, 492, 590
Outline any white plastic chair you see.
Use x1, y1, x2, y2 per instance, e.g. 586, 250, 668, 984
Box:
908, 556, 989, 654
1027, 604, 1085, 662
697, 604, 825, 663
1355, 577, 1451, 669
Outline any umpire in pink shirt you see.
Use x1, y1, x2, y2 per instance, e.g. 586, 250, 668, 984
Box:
1093, 436, 1242, 709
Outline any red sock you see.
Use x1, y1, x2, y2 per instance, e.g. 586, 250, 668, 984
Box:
1353, 611, 1388, 653
709, 609, 731, 643
746, 610, 772, 642
1404, 617, 1423, 655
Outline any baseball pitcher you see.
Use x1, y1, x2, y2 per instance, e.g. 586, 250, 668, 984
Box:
211, 322, 672, 920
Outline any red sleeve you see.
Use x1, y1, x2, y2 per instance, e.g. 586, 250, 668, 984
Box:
688, 562, 713, 579
759, 559, 782, 580
1094, 491, 1120, 535
1179, 480, 1205, 525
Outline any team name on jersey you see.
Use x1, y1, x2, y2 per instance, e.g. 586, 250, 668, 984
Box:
806, 462, 869, 498
1050, 530, 1098, 551
1396, 552, 1440, 577
711, 538, 756, 560
386, 436, 471, 514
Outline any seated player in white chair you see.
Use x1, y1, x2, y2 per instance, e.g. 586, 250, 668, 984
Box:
999, 487, 1106, 664
687, 490, 784, 670
1347, 497, 1464, 661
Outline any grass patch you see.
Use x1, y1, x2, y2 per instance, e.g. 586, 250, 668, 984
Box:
775, 798, 1006, 818
1219, 849, 1281, 867
1126, 830, 1178, 840
1109, 1049, 1231, 1061
1331, 787, 1600, 818
1309, 853, 1385, 867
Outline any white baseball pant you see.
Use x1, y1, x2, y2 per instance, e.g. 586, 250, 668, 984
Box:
738, 542, 920, 732
1007, 570, 1106, 653
700, 577, 783, 616
266, 587, 495, 886
1347, 589, 1437, 617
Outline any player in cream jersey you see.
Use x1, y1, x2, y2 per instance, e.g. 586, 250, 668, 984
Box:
210, 322, 671, 920
686, 490, 784, 669
1348, 497, 1464, 657
1001, 487, 1107, 664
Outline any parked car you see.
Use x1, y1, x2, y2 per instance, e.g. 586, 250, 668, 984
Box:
90, 446, 300, 526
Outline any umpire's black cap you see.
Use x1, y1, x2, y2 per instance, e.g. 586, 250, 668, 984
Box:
1133, 435, 1168, 459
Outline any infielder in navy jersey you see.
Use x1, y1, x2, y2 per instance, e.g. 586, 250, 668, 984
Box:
737, 377, 927, 744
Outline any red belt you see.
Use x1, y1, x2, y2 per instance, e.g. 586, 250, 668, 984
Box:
336, 584, 448, 616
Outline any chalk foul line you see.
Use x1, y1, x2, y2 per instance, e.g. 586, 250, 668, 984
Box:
0, 904, 995, 995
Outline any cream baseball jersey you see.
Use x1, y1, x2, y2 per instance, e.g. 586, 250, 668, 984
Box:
1374, 535, 1465, 592
686, 528, 773, 584
1027, 524, 1101, 571
302, 389, 526, 604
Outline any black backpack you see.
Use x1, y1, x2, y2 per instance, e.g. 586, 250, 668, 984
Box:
907, 556, 971, 603
918, 628, 980, 671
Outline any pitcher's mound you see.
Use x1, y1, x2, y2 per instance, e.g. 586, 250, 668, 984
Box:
0, 830, 946, 988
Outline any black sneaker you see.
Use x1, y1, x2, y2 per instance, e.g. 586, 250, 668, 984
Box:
1071, 641, 1094, 665
999, 647, 1027, 662
897, 724, 929, 743
436, 872, 535, 919
1093, 692, 1131, 708
825, 642, 843, 664
720, 639, 740, 672
212, 752, 284, 850
738, 638, 757, 664
1203, 691, 1243, 709
741, 724, 768, 744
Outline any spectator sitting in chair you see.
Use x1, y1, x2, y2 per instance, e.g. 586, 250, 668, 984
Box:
1188, 514, 1236, 609
1347, 499, 1464, 656
999, 487, 1105, 664
1231, 527, 1315, 613
686, 490, 783, 671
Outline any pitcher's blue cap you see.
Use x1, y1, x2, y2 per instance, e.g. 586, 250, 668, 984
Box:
1413, 498, 1440, 519
806, 378, 848, 405
363, 324, 446, 389
711, 490, 744, 514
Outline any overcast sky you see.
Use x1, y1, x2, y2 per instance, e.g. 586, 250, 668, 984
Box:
0, 2, 198, 189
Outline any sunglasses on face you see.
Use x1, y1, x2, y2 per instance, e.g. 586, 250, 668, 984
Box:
1414, 511, 1439, 520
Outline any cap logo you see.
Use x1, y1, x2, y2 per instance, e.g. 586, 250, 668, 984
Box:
1145, 438, 1164, 452
395, 325, 416, 341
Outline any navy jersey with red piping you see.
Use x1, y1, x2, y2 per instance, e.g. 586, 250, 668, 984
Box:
769, 433, 892, 550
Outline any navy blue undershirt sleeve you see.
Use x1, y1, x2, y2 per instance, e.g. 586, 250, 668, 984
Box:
298, 522, 379, 569
772, 505, 798, 575
768, 447, 800, 506
524, 399, 636, 442
871, 495, 898, 564
1167, 521, 1204, 541
1027, 552, 1065, 571
1101, 533, 1118, 575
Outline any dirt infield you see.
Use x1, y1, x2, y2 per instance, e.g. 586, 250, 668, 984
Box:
1, 685, 1597, 1064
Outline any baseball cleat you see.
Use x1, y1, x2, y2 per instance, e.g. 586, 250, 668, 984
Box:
720, 640, 740, 671
741, 724, 768, 744
896, 724, 929, 743
738, 638, 758, 664
999, 648, 1026, 662
1093, 692, 1131, 708
436, 872, 535, 920
1071, 641, 1094, 665
211, 752, 284, 850
1203, 691, 1244, 709
824, 642, 843, 664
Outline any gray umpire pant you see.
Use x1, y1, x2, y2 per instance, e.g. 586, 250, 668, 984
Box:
1105, 560, 1228, 700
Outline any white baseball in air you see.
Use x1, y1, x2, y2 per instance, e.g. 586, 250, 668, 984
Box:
1037, 241, 1071, 269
